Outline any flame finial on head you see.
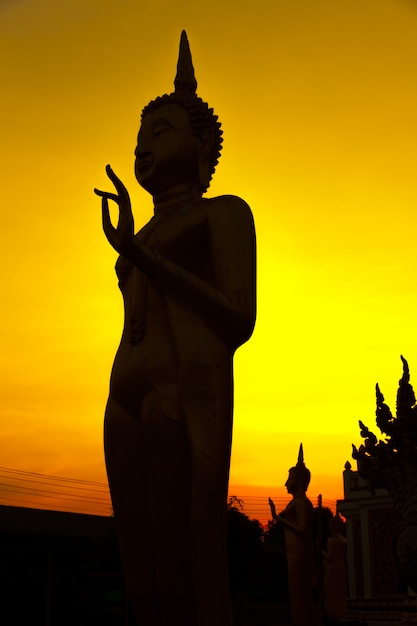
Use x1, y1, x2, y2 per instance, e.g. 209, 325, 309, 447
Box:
291, 443, 311, 492
174, 30, 197, 95
298, 443, 304, 465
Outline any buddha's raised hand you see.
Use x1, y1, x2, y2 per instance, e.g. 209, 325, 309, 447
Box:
94, 165, 135, 256
268, 497, 277, 519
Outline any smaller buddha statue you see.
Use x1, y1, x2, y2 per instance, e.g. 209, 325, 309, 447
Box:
269, 445, 322, 626
322, 513, 347, 621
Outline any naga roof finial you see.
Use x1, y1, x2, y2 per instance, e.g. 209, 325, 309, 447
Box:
397, 355, 416, 419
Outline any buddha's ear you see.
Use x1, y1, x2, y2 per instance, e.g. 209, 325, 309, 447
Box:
198, 129, 214, 156
198, 130, 214, 191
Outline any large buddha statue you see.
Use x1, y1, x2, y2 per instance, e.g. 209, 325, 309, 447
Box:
94, 32, 256, 626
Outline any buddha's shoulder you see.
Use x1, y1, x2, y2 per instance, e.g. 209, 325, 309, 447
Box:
203, 195, 253, 220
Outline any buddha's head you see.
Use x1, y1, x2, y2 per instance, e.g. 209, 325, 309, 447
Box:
135, 31, 223, 196
285, 444, 311, 494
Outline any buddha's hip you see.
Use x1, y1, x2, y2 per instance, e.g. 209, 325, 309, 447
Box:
107, 340, 180, 420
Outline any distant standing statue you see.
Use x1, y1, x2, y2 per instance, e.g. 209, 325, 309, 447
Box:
269, 445, 321, 626
353, 356, 417, 594
322, 513, 347, 621
94, 32, 256, 626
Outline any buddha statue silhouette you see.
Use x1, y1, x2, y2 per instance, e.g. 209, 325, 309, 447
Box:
269, 445, 322, 625
95, 31, 256, 626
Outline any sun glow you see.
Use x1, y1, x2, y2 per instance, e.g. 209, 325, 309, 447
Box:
1, 0, 417, 518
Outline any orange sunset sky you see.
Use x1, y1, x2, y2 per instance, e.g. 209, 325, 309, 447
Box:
1, 0, 417, 521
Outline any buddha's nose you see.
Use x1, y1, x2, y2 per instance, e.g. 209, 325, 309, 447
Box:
135, 142, 152, 158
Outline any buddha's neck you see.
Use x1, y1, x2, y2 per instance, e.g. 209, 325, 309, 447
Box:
153, 184, 202, 214
290, 488, 306, 499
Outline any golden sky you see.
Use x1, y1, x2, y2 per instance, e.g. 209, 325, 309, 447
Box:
1, 0, 417, 517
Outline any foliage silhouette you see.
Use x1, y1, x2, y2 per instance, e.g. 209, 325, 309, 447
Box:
227, 496, 264, 601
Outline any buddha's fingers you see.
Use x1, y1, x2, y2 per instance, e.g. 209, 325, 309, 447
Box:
101, 196, 117, 241
105, 164, 131, 212
94, 188, 119, 204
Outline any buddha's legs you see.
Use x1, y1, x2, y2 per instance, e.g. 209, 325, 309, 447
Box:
104, 391, 196, 626
186, 393, 233, 626
190, 458, 233, 626
287, 559, 321, 625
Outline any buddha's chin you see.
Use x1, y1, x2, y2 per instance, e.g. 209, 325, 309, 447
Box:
137, 174, 195, 198
136, 179, 152, 194
135, 172, 156, 194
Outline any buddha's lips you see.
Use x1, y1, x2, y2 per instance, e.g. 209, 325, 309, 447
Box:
137, 159, 153, 173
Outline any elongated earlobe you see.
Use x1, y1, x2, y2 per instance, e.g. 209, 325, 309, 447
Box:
199, 157, 211, 192
198, 130, 214, 192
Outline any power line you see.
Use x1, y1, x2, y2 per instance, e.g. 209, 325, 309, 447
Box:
0, 465, 111, 516
0, 483, 110, 503
0, 494, 111, 515
0, 465, 108, 487
0, 472, 109, 494
0, 465, 337, 518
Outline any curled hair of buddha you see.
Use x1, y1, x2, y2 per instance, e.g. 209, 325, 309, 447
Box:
141, 31, 223, 193
290, 443, 311, 491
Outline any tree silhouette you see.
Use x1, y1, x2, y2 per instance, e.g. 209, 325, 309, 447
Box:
227, 496, 263, 601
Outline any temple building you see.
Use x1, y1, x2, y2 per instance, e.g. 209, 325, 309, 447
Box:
338, 462, 416, 622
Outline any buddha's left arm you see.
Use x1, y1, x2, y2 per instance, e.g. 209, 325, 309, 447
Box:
206, 196, 256, 345
278, 500, 312, 537
277, 515, 305, 536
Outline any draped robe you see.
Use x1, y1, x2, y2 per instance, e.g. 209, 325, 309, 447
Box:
104, 194, 256, 626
